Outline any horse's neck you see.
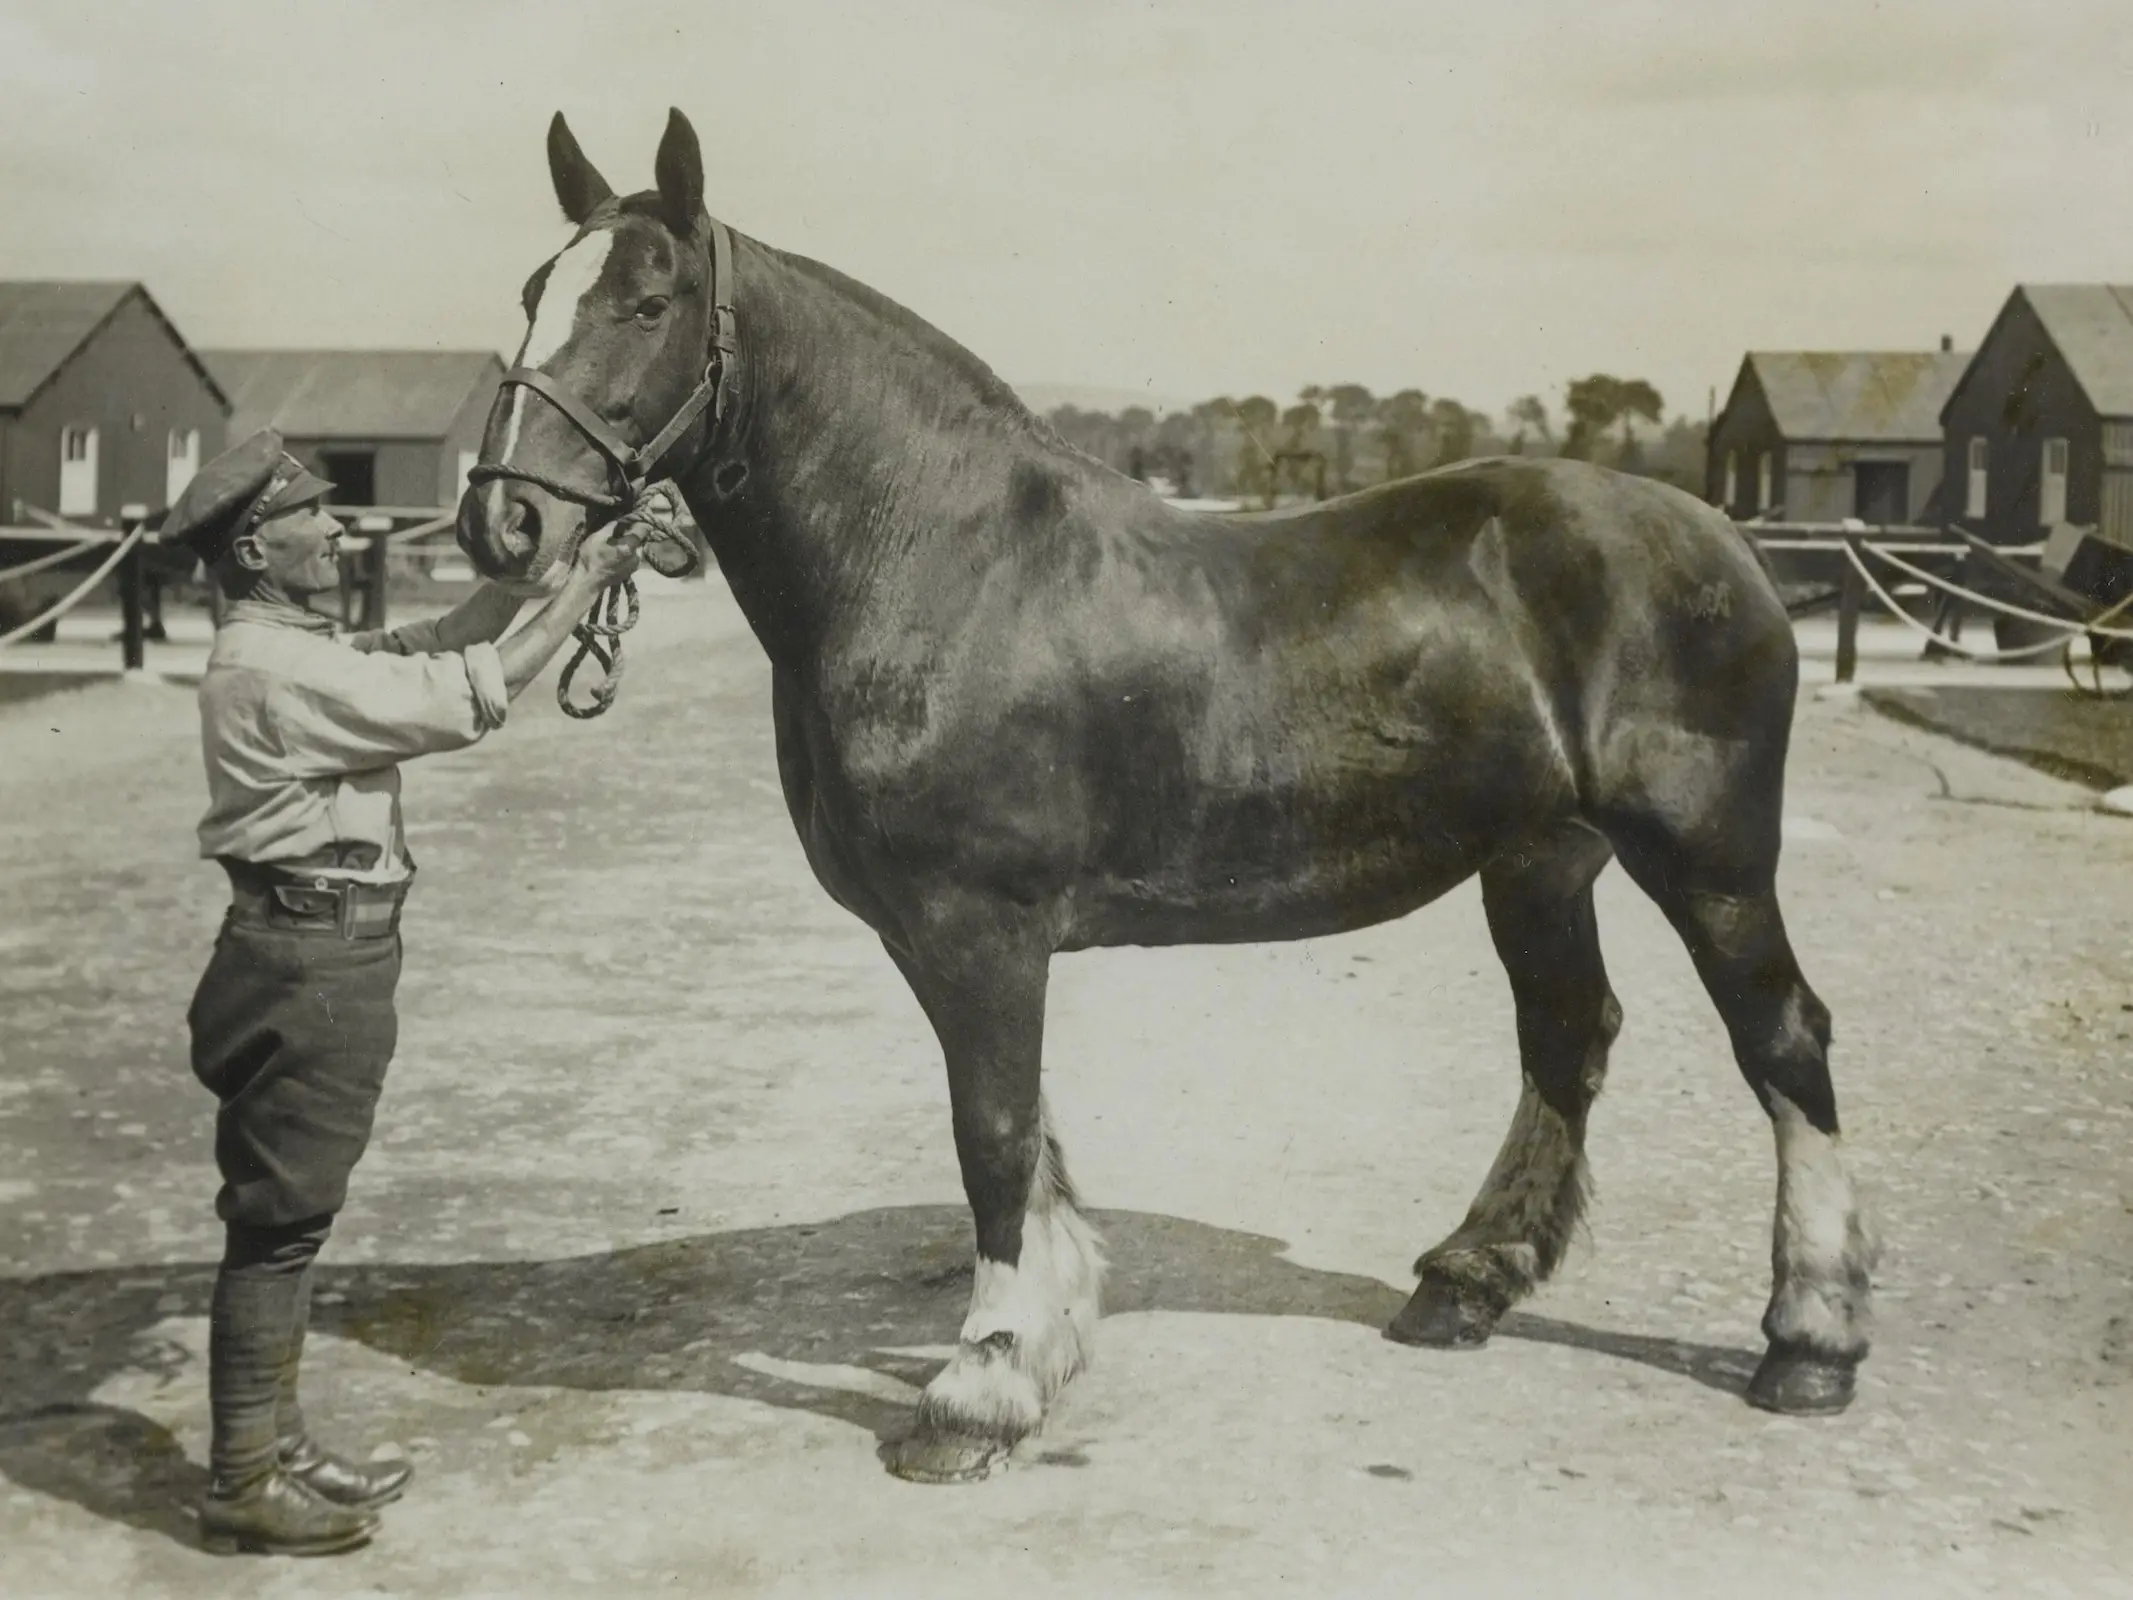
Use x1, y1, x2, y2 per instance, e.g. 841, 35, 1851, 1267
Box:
681, 242, 1073, 679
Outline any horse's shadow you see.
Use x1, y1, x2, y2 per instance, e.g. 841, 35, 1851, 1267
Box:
0, 1206, 1760, 1545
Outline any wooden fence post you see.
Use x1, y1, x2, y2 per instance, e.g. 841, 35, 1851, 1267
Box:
358, 516, 393, 631
117, 521, 146, 672
1836, 538, 1863, 684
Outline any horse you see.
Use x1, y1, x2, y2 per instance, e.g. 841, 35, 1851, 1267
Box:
456, 108, 1876, 1484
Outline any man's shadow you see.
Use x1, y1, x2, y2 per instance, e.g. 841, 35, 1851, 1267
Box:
0, 1206, 1760, 1546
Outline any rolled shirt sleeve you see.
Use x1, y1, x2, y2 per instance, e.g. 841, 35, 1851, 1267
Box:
274, 638, 508, 778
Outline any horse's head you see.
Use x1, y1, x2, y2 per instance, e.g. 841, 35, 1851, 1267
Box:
457, 108, 722, 588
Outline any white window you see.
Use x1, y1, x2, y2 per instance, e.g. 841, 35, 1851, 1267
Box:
1722, 452, 1738, 509
1756, 452, 1772, 512
1965, 437, 1988, 519
58, 426, 98, 516
2040, 437, 2069, 525
166, 428, 201, 506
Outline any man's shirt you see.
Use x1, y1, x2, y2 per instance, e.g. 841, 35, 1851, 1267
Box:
196, 601, 509, 882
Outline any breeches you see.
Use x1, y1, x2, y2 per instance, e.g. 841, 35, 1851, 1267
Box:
188, 917, 402, 1229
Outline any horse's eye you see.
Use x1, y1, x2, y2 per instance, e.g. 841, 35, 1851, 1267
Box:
634, 296, 671, 324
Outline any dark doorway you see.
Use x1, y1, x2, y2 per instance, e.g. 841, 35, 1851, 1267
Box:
1853, 462, 1910, 526
316, 450, 376, 508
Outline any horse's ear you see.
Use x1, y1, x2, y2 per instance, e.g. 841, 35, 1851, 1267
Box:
654, 107, 705, 234
547, 112, 613, 225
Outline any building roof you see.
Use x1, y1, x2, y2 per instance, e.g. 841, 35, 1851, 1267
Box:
0, 280, 228, 411
1741, 350, 1971, 443
204, 349, 504, 440
2019, 285, 2133, 418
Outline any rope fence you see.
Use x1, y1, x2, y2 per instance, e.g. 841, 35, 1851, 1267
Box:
1744, 519, 2132, 692
0, 504, 463, 667
0, 524, 149, 651
7, 502, 2129, 695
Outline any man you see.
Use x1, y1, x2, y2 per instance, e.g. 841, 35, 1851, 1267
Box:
165, 428, 660, 1556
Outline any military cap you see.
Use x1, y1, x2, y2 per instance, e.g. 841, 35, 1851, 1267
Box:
163, 429, 336, 564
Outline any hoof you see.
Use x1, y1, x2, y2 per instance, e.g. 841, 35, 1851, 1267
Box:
1385, 1278, 1502, 1350
882, 1429, 1014, 1485
1746, 1346, 1858, 1416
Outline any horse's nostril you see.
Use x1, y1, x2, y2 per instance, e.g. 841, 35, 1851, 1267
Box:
499, 497, 540, 561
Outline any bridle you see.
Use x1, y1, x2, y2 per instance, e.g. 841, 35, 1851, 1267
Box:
467, 215, 739, 718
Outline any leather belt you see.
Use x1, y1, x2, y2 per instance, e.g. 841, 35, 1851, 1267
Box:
220, 859, 412, 940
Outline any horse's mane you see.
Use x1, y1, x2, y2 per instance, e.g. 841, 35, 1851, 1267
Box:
767, 246, 1086, 456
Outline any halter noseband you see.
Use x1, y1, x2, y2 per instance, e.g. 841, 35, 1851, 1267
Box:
469, 215, 739, 517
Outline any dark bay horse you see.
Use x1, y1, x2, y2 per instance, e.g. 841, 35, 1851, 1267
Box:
458, 109, 1875, 1483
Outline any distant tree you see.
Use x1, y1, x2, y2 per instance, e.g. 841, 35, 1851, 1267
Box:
1428, 398, 1481, 466
1506, 394, 1553, 455
1323, 383, 1376, 491
1562, 375, 1664, 462
1232, 395, 1279, 436
1636, 415, 1709, 490
1212, 395, 1281, 499
1376, 388, 1431, 481
1612, 380, 1663, 453
1280, 402, 1324, 451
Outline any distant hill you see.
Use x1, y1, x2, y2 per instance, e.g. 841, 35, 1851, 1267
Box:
1012, 381, 1195, 417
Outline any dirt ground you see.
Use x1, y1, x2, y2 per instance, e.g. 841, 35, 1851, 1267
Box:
2, 585, 2130, 1599
1866, 685, 2133, 792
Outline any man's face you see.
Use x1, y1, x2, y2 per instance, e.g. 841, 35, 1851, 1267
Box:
239, 503, 344, 598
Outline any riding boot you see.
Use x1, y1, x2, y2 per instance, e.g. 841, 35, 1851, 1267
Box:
200, 1220, 376, 1557
276, 1263, 413, 1510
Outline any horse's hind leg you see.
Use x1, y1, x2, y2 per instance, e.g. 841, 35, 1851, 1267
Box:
1606, 808, 1875, 1415
1390, 825, 1619, 1349
877, 891, 1103, 1485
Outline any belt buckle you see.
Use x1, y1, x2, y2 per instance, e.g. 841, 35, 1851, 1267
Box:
326, 876, 360, 941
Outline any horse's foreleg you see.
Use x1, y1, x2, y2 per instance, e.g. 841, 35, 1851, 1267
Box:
1391, 828, 1618, 1348
880, 896, 1103, 1484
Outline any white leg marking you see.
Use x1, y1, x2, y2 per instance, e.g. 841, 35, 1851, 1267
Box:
1766, 1092, 1875, 1354
919, 1114, 1107, 1442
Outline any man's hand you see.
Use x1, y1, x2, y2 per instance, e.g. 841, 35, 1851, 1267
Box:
572, 522, 643, 590
613, 483, 695, 576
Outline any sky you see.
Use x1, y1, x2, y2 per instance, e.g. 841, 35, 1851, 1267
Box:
4, 0, 2132, 423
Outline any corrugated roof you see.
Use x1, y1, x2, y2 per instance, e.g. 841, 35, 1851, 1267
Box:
2020, 285, 2133, 418
0, 281, 140, 407
1745, 350, 1971, 442
205, 350, 503, 440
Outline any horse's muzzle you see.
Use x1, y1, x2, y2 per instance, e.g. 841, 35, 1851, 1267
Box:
456, 484, 541, 580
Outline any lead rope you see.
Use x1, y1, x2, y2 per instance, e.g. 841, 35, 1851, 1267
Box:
556, 573, 642, 719
553, 490, 700, 719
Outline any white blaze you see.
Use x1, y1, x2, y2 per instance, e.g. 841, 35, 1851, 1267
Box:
501, 229, 616, 463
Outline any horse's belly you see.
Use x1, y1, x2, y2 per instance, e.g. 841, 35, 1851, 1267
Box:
1066, 856, 1482, 949
1062, 789, 1511, 950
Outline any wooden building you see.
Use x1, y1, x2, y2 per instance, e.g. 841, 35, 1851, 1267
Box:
1706, 344, 1969, 525
0, 281, 230, 526
203, 350, 504, 508
1938, 285, 2133, 550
